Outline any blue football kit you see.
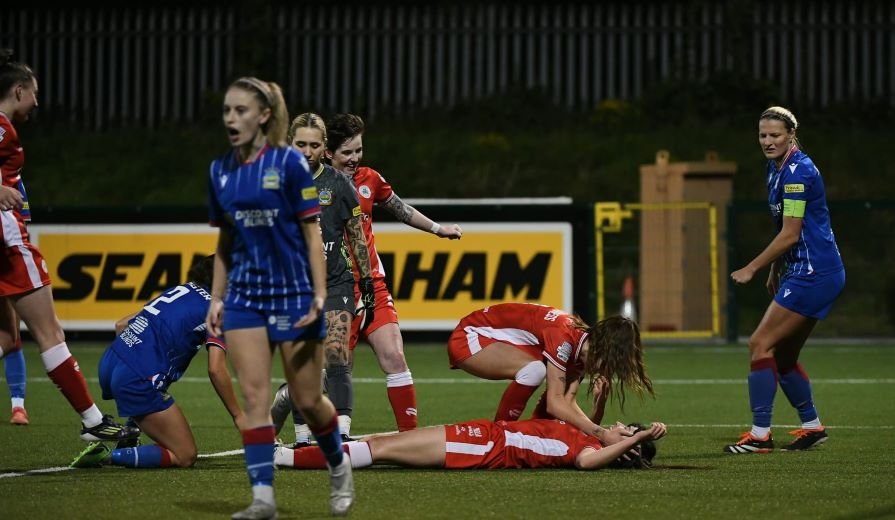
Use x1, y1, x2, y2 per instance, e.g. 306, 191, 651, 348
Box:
99, 282, 223, 417
766, 149, 845, 319
208, 145, 325, 342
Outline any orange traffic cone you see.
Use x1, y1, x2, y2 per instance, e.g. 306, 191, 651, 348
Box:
621, 276, 637, 321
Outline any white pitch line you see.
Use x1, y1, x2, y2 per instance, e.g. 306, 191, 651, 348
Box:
0, 466, 75, 479
3, 422, 893, 480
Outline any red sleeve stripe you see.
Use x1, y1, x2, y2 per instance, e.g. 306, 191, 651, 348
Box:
206, 337, 227, 351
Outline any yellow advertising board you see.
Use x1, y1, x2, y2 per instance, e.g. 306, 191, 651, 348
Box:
29, 222, 571, 331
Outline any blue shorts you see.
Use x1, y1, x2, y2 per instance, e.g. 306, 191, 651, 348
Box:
98, 348, 174, 418
774, 268, 845, 320
223, 302, 326, 343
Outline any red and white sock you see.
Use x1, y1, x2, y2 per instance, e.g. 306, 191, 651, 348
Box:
277, 441, 373, 469
495, 361, 545, 421
41, 342, 102, 427
386, 371, 417, 431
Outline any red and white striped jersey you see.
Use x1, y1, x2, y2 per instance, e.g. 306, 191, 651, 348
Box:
0, 113, 31, 247
349, 166, 395, 285
455, 303, 589, 373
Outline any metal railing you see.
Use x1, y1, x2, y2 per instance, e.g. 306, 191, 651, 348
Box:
3, 1, 894, 128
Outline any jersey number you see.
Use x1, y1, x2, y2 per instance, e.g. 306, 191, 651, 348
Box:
143, 285, 190, 316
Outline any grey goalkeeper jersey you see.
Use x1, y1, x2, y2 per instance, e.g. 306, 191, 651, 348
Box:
314, 164, 360, 291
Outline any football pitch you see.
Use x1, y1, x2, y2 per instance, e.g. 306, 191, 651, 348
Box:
1, 342, 893, 519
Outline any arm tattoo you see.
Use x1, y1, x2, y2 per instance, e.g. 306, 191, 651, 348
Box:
382, 194, 414, 223
346, 215, 373, 278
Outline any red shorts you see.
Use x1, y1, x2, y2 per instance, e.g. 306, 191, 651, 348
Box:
446, 322, 541, 369
443, 419, 504, 469
0, 243, 51, 296
349, 281, 398, 350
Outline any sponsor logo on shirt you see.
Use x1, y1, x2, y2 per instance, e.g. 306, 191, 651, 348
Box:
301, 186, 318, 200
358, 185, 372, 199
769, 202, 782, 217
789, 163, 798, 173
784, 184, 804, 193
454, 424, 483, 437
262, 167, 281, 190
0, 126, 5, 142
319, 189, 333, 205
219, 174, 229, 189
783, 288, 791, 298
234, 208, 279, 227
352, 206, 362, 217
557, 341, 572, 363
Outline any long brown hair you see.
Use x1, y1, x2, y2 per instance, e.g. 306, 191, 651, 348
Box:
575, 314, 654, 410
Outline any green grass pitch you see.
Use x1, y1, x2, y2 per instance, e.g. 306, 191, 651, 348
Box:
1, 342, 893, 519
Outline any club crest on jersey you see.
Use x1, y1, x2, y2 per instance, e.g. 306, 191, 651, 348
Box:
262, 167, 281, 190
358, 185, 372, 199
557, 341, 573, 363
319, 189, 333, 205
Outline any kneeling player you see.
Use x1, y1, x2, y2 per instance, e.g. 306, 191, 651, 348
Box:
70, 256, 243, 469
274, 418, 665, 471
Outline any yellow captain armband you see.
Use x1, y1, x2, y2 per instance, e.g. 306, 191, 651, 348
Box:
783, 199, 806, 218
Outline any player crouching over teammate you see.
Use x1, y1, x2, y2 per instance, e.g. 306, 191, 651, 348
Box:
274, 418, 666, 471
70, 255, 243, 470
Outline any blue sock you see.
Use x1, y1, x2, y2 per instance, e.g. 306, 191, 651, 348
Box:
242, 425, 275, 487
110, 444, 171, 468
779, 363, 818, 424
748, 358, 778, 429
4, 349, 26, 401
311, 415, 344, 467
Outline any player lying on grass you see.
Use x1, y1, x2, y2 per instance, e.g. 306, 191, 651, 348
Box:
274, 418, 666, 471
70, 255, 243, 469
448, 303, 654, 446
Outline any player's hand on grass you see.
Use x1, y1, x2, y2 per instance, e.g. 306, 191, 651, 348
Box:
294, 295, 325, 328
